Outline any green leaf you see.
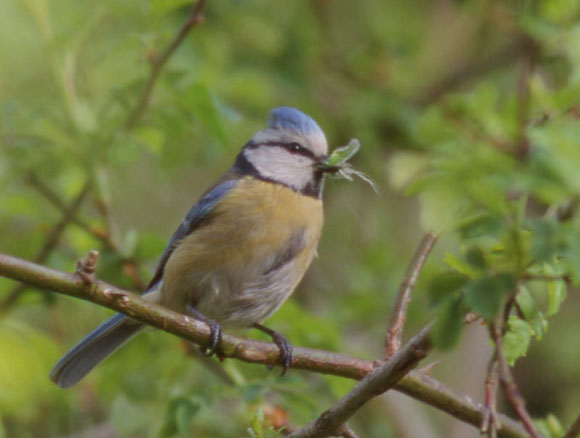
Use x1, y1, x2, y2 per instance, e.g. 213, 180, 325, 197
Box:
428, 271, 469, 307
432, 297, 464, 350
464, 273, 516, 320
457, 213, 504, 240
464, 247, 488, 271
547, 278, 566, 316
503, 317, 533, 366
444, 252, 481, 279
530, 220, 562, 262
544, 264, 567, 316
515, 285, 540, 319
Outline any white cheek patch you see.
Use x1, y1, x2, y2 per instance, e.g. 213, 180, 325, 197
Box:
244, 147, 314, 191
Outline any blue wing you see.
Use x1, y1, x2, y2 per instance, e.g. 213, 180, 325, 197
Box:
146, 177, 239, 290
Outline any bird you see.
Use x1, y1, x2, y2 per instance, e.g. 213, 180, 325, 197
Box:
50, 106, 338, 388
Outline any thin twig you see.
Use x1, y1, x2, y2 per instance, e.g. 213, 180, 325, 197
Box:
0, 180, 93, 312
481, 353, 499, 438
385, 232, 438, 358
6, 0, 208, 306
289, 324, 433, 438
125, 0, 209, 128
25, 174, 99, 237
564, 412, 580, 438
492, 315, 540, 438
26, 174, 146, 290
0, 253, 530, 438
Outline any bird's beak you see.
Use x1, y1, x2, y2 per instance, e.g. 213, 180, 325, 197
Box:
316, 160, 341, 174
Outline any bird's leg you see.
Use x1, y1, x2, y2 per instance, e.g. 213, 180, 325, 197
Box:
187, 305, 222, 357
251, 323, 293, 376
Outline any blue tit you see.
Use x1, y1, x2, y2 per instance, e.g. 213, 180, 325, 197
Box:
51, 107, 337, 388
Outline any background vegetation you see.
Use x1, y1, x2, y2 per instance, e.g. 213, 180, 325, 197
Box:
1, 0, 580, 437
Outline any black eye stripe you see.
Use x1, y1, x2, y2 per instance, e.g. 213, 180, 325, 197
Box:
283, 142, 314, 158
251, 140, 316, 159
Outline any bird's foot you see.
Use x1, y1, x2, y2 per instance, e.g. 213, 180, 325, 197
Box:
187, 305, 223, 357
252, 323, 293, 376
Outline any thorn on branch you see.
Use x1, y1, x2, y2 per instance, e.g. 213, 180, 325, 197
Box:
336, 423, 360, 438
102, 288, 130, 305
417, 360, 440, 376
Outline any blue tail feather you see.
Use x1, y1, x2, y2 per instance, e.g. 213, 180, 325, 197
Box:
50, 313, 144, 388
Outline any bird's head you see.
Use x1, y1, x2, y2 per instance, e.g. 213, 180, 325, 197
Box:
236, 107, 333, 198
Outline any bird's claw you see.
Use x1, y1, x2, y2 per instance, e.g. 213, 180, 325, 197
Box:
271, 332, 293, 376
199, 321, 222, 357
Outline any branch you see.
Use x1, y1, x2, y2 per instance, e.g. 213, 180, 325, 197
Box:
0, 253, 529, 438
27, 173, 114, 247
491, 318, 540, 438
0, 180, 92, 312
289, 323, 433, 438
5, 1, 209, 308
482, 353, 499, 438
125, 0, 208, 128
26, 173, 146, 290
385, 232, 437, 358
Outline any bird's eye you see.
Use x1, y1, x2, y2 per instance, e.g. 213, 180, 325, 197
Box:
288, 142, 304, 153
282, 142, 314, 158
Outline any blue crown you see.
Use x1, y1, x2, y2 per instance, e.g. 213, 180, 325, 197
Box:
268, 107, 323, 137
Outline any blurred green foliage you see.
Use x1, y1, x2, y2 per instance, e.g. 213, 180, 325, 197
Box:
2, 0, 580, 437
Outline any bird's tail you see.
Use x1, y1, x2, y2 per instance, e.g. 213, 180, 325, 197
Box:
50, 313, 144, 388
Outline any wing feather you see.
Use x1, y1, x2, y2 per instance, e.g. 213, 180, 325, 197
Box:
146, 178, 239, 290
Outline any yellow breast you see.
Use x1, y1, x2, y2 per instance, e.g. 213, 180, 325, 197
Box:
161, 176, 324, 323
